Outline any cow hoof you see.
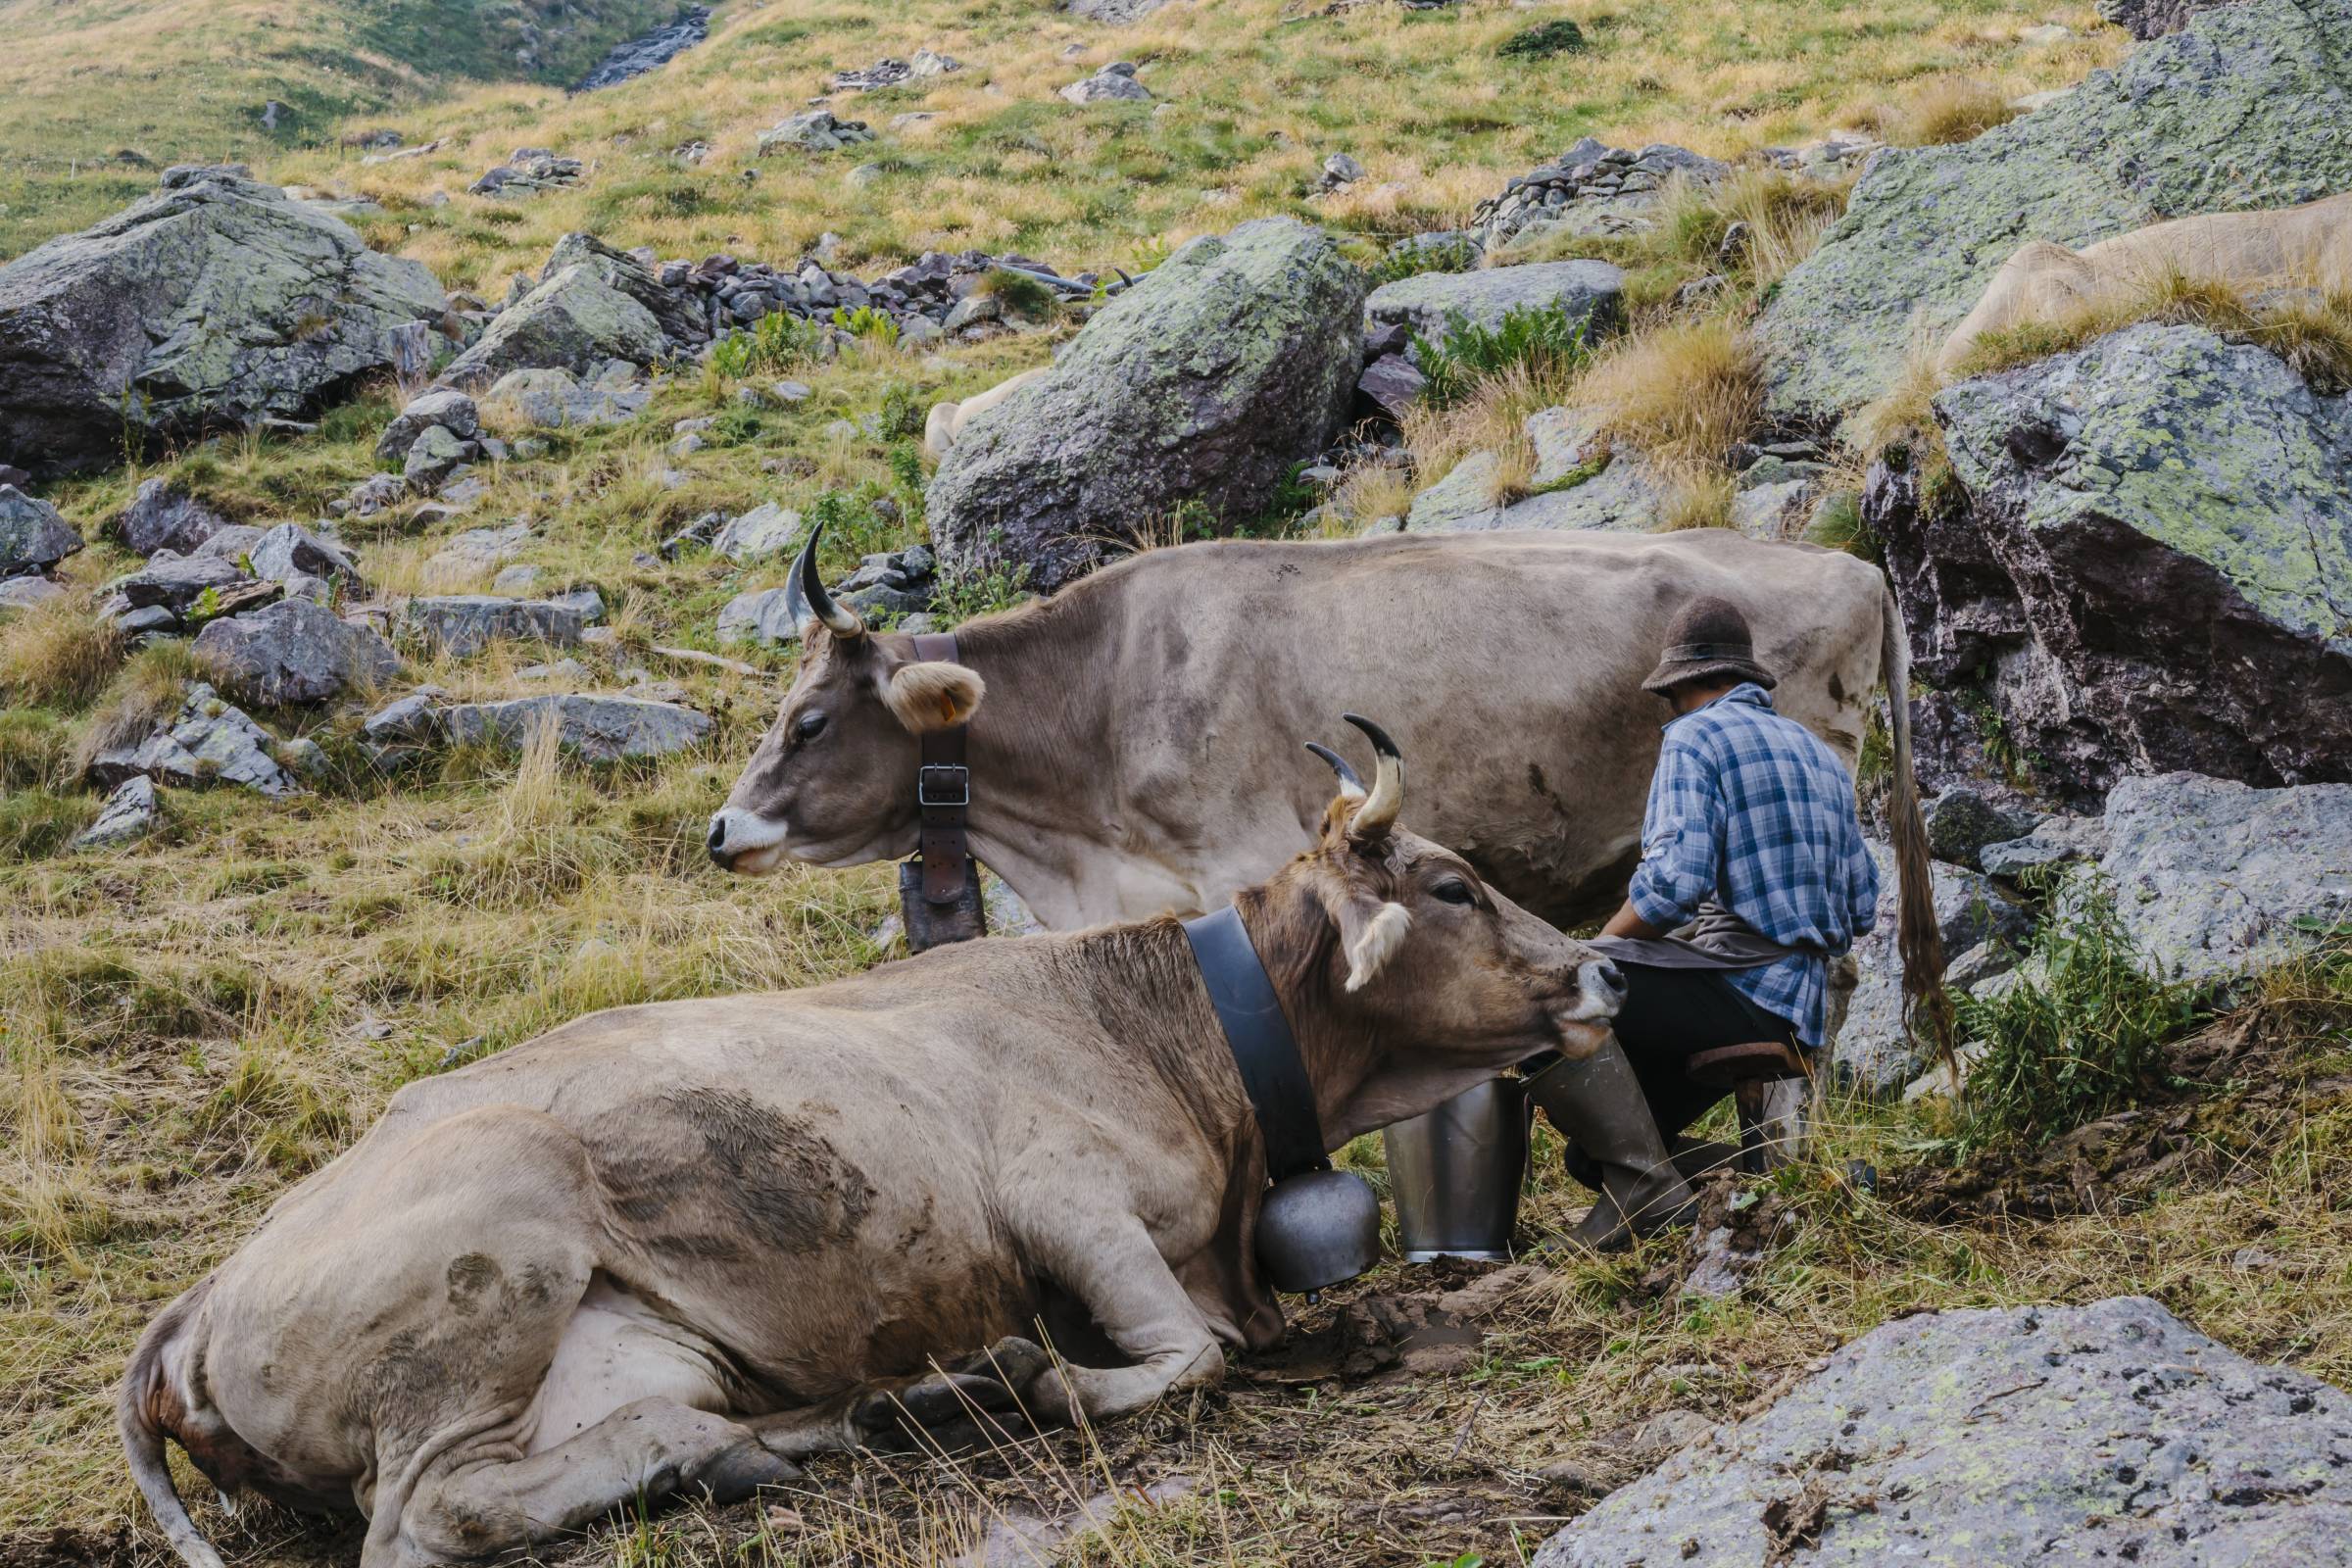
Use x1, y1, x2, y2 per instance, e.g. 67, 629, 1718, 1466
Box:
956, 1336, 1053, 1394
696, 1441, 804, 1504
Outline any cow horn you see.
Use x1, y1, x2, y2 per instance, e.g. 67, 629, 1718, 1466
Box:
1304, 741, 1367, 801
1340, 713, 1402, 841
792, 521, 864, 640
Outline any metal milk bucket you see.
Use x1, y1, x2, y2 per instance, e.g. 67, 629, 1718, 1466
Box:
1383, 1077, 1531, 1262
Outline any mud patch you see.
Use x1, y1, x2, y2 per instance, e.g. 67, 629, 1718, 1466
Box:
1238, 1260, 1546, 1388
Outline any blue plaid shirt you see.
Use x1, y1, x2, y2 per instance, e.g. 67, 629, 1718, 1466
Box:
1626, 684, 1879, 1049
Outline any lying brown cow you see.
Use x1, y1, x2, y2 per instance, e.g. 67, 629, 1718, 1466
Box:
1937, 190, 2352, 374
123, 734, 1623, 1568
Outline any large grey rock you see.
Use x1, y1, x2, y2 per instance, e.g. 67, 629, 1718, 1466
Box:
402, 425, 473, 490
193, 597, 399, 706
1873, 324, 2352, 801
481, 367, 651, 428
0, 574, 65, 611
1759, 0, 2352, 423
103, 553, 252, 614
114, 480, 225, 557
0, 485, 82, 574
1060, 64, 1152, 104
928, 219, 1365, 589
2097, 771, 2352, 987
74, 775, 159, 851
1834, 839, 2032, 1098
247, 522, 360, 587
1534, 1297, 2352, 1568
2097, 0, 2248, 36
0, 167, 447, 477
1923, 786, 2038, 870
422, 522, 534, 584
88, 682, 301, 797
1364, 261, 1623, 353
716, 586, 798, 647
710, 502, 804, 564
1981, 811, 2108, 877
404, 595, 585, 660
438, 234, 701, 391
374, 388, 479, 463
439, 694, 711, 761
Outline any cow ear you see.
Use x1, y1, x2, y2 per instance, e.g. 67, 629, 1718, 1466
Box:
880, 660, 986, 734
1329, 893, 1411, 993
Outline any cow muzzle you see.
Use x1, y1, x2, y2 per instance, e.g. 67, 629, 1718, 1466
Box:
1546, 957, 1627, 1055
706, 808, 791, 875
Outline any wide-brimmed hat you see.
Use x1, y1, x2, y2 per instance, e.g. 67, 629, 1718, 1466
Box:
1641, 596, 1778, 693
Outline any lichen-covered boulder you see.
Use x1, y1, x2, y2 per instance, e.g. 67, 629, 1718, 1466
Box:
439, 694, 711, 761
927, 219, 1365, 590
1758, 0, 2352, 424
0, 485, 82, 575
2096, 771, 2352, 987
2097, 0, 2247, 37
404, 594, 586, 659
87, 682, 303, 797
0, 167, 447, 478
1400, 406, 1673, 535
1364, 260, 1623, 352
1535, 1297, 2352, 1568
1875, 323, 2352, 800
438, 233, 701, 391
375, 389, 480, 464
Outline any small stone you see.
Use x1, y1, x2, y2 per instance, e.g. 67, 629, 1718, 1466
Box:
74, 776, 159, 851
710, 502, 804, 564
0, 485, 84, 576
491, 564, 543, 594
404, 595, 586, 659
248, 522, 360, 586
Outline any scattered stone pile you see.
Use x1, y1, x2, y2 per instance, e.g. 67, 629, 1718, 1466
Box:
1469, 137, 1729, 247
573, 5, 710, 92
468, 148, 587, 198
831, 48, 962, 90
758, 112, 876, 155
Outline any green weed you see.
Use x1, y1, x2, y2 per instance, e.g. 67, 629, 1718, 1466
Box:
1413, 304, 1595, 409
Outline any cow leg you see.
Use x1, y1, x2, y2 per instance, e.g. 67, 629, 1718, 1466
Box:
380, 1397, 799, 1568
1002, 1207, 1226, 1426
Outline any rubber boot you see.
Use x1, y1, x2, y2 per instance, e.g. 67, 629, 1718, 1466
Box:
1526, 1038, 1696, 1251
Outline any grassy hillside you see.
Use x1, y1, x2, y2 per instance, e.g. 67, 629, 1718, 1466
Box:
263, 0, 2127, 296
0, 0, 675, 259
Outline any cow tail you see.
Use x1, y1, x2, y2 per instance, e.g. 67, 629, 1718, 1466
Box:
1881, 583, 1959, 1095
120, 1290, 227, 1568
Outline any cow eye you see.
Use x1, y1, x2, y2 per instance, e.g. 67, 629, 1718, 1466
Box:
1432, 878, 1477, 906
794, 712, 828, 742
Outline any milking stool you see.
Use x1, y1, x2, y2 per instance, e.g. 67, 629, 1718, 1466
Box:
1682, 1040, 1813, 1175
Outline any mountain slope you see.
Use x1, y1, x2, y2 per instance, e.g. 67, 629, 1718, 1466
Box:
0, 0, 676, 259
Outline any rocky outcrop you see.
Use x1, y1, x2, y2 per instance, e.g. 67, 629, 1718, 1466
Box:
375, 389, 479, 464
439, 233, 705, 390
1363, 260, 1623, 352
0, 167, 447, 477
1759, 0, 2352, 424
1, 485, 82, 576
1871, 324, 2351, 801
927, 219, 1364, 590
2098, 772, 2352, 987
573, 5, 710, 91
1401, 407, 1672, 534
468, 148, 585, 198
193, 599, 399, 707
1534, 1297, 2352, 1568
2097, 0, 2248, 37
88, 682, 302, 797
1470, 138, 1728, 249
482, 367, 651, 427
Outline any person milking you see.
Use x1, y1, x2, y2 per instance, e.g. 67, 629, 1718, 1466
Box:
1385, 598, 1881, 1254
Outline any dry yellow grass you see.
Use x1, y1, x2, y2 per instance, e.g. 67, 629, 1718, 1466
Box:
1569, 318, 1765, 472
0, 588, 120, 709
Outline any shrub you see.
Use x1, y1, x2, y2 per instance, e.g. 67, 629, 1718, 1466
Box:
710, 310, 821, 379
1953, 874, 2206, 1152
1412, 303, 1596, 409
1889, 77, 2018, 148
1498, 20, 1589, 60
973, 267, 1060, 319
832, 305, 902, 348
1367, 233, 1482, 287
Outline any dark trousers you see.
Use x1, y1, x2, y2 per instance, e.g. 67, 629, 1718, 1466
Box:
1527, 961, 1796, 1143
1609, 961, 1797, 1139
